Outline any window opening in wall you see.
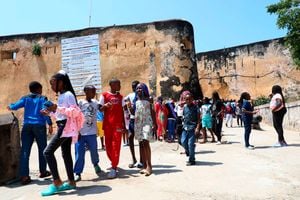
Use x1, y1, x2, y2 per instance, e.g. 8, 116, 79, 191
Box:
106, 43, 109, 50
115, 43, 118, 49
134, 42, 137, 46
144, 41, 146, 47
124, 43, 126, 49
54, 47, 56, 54
1, 50, 16, 61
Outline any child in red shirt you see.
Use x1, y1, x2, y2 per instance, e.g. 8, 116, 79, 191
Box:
99, 78, 126, 179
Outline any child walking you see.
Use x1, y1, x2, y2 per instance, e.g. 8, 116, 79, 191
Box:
240, 92, 258, 150
99, 78, 126, 179
7, 81, 53, 185
181, 93, 200, 166
40, 70, 84, 196
200, 97, 215, 143
74, 85, 101, 182
133, 83, 156, 176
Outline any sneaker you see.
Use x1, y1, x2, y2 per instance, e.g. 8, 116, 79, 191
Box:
134, 162, 143, 168
246, 145, 255, 150
216, 141, 222, 145
186, 161, 196, 166
281, 141, 288, 147
107, 169, 117, 179
273, 142, 282, 148
74, 174, 81, 182
58, 182, 76, 191
94, 165, 101, 174
41, 184, 59, 196
39, 170, 51, 178
20, 176, 31, 185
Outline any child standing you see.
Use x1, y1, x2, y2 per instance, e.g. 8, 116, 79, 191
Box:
240, 92, 258, 150
73, 85, 101, 182
200, 97, 215, 143
99, 78, 126, 179
40, 70, 84, 196
211, 91, 225, 145
181, 93, 200, 166
133, 83, 156, 176
7, 81, 53, 185
96, 110, 105, 150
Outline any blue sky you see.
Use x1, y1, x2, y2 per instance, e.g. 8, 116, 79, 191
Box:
0, 0, 286, 52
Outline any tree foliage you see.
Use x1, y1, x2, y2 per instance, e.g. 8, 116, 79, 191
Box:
267, 0, 300, 69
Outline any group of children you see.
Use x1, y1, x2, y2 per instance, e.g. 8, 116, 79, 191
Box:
8, 69, 288, 196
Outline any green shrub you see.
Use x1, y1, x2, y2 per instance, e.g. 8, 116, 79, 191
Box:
32, 43, 41, 56
253, 95, 270, 106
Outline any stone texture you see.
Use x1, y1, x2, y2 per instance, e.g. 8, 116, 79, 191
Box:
0, 20, 202, 118
197, 38, 300, 100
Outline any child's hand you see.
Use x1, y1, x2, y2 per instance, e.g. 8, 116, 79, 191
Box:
47, 104, 57, 112
40, 109, 50, 116
104, 102, 112, 109
6, 106, 11, 111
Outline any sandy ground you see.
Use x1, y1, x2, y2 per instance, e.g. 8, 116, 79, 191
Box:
1, 122, 300, 200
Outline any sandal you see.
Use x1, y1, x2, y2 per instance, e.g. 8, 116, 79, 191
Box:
139, 169, 146, 174
21, 176, 31, 185
39, 170, 51, 178
41, 184, 59, 196
145, 170, 152, 176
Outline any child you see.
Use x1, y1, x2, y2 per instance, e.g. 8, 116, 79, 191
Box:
200, 97, 215, 143
133, 83, 156, 176
7, 81, 53, 185
73, 85, 101, 182
181, 93, 200, 166
211, 91, 225, 145
40, 70, 84, 196
123, 100, 130, 146
240, 92, 258, 150
154, 96, 168, 141
99, 78, 126, 179
124, 80, 143, 169
96, 110, 105, 150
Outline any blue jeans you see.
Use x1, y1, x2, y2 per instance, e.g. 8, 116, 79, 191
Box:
74, 134, 99, 174
181, 129, 196, 162
243, 120, 252, 147
20, 124, 47, 177
167, 118, 176, 140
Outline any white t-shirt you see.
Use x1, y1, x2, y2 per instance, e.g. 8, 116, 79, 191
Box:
125, 92, 136, 119
78, 99, 99, 136
56, 91, 77, 121
270, 93, 284, 112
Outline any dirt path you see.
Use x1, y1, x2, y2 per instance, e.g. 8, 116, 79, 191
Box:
1, 123, 300, 200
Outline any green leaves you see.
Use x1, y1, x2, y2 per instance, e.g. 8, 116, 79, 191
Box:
267, 0, 300, 69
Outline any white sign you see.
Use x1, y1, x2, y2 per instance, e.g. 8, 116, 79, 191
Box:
61, 34, 101, 95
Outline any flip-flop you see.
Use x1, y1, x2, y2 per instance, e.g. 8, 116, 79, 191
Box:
139, 169, 146, 174
145, 170, 152, 176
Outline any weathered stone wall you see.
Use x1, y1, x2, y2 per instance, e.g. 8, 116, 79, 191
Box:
197, 38, 300, 100
0, 19, 202, 115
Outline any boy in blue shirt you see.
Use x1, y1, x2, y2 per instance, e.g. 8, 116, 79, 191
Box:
7, 81, 53, 185
181, 93, 200, 166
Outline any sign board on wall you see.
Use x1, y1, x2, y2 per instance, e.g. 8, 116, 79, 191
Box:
61, 34, 101, 95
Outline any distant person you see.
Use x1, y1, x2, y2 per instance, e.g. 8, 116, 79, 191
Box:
225, 102, 234, 127
240, 92, 258, 150
73, 85, 101, 182
7, 81, 53, 185
166, 100, 177, 142
200, 97, 215, 143
99, 78, 126, 179
41, 70, 84, 196
133, 83, 156, 176
211, 91, 225, 145
154, 96, 168, 141
270, 85, 287, 147
96, 110, 105, 150
181, 93, 200, 166
235, 101, 243, 127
